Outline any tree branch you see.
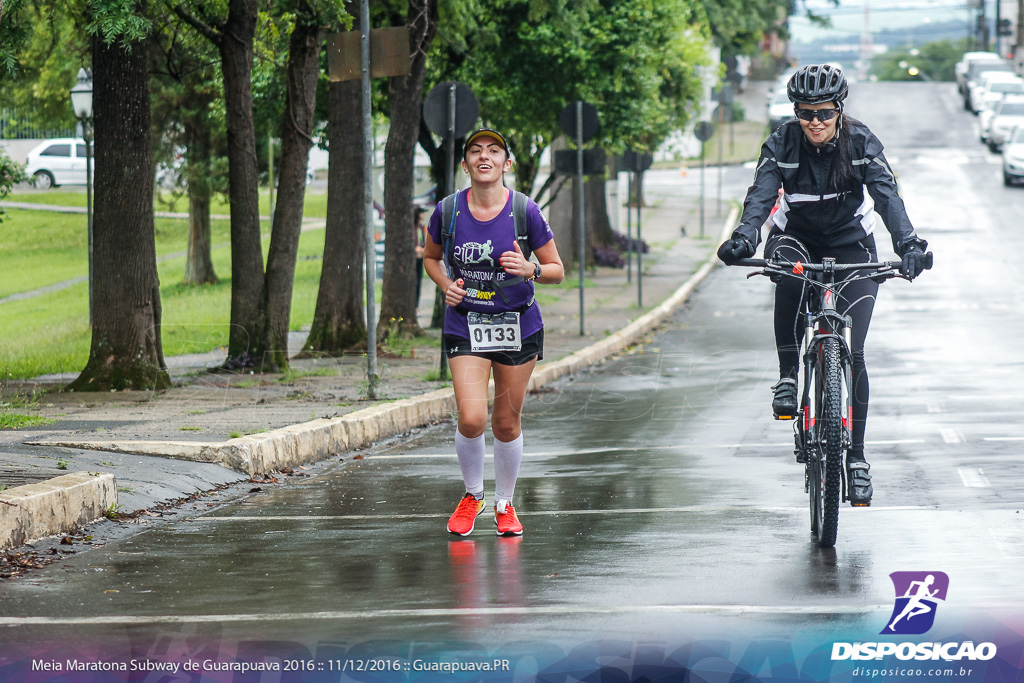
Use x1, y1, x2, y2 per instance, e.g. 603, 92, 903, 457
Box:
168, 2, 222, 45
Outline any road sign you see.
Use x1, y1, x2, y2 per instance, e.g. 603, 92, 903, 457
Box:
423, 82, 479, 139
554, 148, 606, 175
694, 121, 715, 142
558, 101, 599, 142
620, 151, 653, 173
327, 27, 410, 82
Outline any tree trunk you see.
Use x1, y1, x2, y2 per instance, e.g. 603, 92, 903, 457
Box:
185, 184, 217, 284
546, 136, 575, 266
263, 13, 326, 370
377, 0, 436, 343
184, 124, 217, 285
220, 0, 267, 369
69, 25, 170, 392
302, 79, 366, 355
416, 112, 452, 330
584, 175, 616, 248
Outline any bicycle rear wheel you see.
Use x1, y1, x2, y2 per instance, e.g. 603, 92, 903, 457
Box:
812, 338, 843, 547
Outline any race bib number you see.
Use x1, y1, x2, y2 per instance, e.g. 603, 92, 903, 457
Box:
467, 311, 522, 352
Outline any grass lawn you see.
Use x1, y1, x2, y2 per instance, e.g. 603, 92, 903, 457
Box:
679, 120, 767, 167
5, 187, 329, 219
0, 201, 338, 379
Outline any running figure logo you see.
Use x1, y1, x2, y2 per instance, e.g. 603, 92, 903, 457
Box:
881, 571, 949, 635
455, 240, 495, 267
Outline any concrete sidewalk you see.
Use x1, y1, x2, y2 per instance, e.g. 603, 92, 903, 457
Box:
0, 176, 740, 550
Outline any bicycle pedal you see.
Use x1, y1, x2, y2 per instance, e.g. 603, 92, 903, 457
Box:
850, 501, 871, 508
795, 451, 807, 464
775, 414, 796, 421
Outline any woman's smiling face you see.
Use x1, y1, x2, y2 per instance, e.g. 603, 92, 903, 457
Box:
796, 102, 840, 147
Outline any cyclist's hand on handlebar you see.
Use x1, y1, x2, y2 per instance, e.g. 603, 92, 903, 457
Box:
900, 244, 928, 280
717, 237, 755, 265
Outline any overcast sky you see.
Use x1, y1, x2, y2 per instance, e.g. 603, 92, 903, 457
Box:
789, 0, 971, 43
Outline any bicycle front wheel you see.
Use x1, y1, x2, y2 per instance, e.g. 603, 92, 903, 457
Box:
813, 338, 844, 548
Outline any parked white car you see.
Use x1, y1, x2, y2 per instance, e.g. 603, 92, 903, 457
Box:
963, 60, 1014, 110
969, 72, 1023, 114
1001, 126, 1024, 185
956, 51, 1000, 96
767, 87, 795, 131
24, 138, 92, 189
987, 96, 1024, 152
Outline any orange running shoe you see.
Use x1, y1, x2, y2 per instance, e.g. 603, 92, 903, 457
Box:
447, 494, 485, 536
494, 499, 524, 536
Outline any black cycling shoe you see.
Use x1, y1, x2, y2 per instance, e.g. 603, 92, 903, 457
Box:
846, 461, 873, 506
771, 377, 798, 419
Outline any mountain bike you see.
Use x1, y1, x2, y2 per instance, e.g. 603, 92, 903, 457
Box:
734, 253, 933, 547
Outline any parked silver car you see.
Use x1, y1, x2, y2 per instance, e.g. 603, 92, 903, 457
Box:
1002, 126, 1024, 185
986, 96, 1024, 152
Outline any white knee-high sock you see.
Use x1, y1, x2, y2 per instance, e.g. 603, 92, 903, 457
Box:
455, 429, 485, 499
493, 433, 524, 504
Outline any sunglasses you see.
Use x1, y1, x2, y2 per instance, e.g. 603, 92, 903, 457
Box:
794, 107, 840, 122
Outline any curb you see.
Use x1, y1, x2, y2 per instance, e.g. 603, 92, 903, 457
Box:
10, 207, 737, 547
0, 472, 117, 549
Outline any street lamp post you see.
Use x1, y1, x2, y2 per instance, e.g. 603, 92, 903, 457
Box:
70, 68, 93, 324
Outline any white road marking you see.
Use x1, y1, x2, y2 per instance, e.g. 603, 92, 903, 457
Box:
0, 603, 896, 627
191, 505, 938, 523
926, 403, 942, 414
983, 436, 1024, 442
957, 467, 991, 488
940, 428, 965, 444
377, 439, 926, 460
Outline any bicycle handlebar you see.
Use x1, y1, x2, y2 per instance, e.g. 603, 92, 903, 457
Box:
733, 251, 933, 276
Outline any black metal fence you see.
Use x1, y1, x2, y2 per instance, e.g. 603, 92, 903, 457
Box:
0, 108, 75, 140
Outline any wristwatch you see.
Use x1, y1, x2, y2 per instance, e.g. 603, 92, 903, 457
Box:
531, 263, 542, 281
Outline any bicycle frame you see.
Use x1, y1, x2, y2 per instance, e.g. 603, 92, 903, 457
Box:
797, 259, 854, 469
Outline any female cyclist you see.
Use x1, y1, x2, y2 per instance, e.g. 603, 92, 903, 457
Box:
717, 64, 929, 506
423, 128, 564, 536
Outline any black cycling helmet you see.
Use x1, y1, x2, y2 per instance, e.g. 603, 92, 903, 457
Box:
787, 64, 849, 105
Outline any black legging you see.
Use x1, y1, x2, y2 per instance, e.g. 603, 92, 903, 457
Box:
765, 229, 879, 455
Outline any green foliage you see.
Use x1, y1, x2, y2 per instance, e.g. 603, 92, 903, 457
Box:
703, 0, 794, 52
0, 0, 31, 78
870, 38, 966, 82
429, 0, 709, 195
0, 148, 26, 224
0, 3, 87, 135
88, 0, 152, 45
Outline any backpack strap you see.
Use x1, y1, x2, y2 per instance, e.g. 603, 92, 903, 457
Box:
512, 190, 531, 260
440, 190, 460, 280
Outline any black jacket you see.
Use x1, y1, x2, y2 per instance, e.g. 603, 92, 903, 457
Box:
734, 117, 926, 255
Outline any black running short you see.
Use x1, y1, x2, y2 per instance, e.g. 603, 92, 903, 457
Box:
443, 329, 544, 366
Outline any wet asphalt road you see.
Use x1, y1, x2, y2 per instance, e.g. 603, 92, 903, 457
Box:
1, 82, 1023, 674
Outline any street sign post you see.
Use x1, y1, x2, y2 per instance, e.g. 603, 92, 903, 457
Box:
694, 121, 715, 238
621, 151, 653, 307
559, 101, 599, 336
423, 81, 479, 380
328, 12, 412, 398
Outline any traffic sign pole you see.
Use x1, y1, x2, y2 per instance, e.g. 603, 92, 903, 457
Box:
360, 0, 378, 399
576, 101, 585, 336
626, 170, 632, 284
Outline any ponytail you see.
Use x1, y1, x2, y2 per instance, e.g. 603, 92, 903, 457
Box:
830, 112, 856, 193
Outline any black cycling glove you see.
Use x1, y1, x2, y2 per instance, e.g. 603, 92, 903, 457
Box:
900, 243, 927, 280
717, 237, 755, 266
